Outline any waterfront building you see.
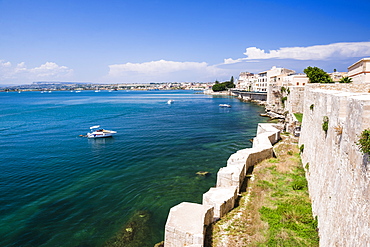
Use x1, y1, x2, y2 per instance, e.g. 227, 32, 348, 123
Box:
260, 66, 295, 92
236, 72, 256, 91
256, 70, 268, 92
348, 57, 370, 84
237, 66, 297, 92
283, 73, 309, 87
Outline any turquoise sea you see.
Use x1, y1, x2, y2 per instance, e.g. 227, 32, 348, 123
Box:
0, 90, 268, 246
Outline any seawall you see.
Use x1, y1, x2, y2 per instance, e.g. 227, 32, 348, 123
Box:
299, 84, 370, 246
164, 123, 281, 247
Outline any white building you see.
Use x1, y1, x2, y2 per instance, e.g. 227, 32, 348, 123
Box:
283, 74, 309, 87
256, 70, 268, 92
348, 57, 370, 84
236, 72, 256, 91
264, 66, 295, 91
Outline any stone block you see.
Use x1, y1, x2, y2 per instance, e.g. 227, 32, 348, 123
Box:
216, 165, 244, 190
202, 186, 238, 220
164, 202, 214, 247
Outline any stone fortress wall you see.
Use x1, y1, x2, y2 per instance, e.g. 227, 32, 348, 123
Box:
164, 123, 281, 247
299, 84, 370, 246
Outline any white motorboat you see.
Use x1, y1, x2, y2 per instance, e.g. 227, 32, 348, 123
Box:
219, 104, 231, 108
87, 125, 117, 138
167, 100, 174, 104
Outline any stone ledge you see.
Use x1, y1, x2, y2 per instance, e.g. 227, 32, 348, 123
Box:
164, 202, 214, 247
202, 186, 238, 221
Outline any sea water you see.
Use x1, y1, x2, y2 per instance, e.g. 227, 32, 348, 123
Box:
0, 90, 268, 246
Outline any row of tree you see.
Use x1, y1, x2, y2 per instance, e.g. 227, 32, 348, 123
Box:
303, 66, 352, 83
212, 76, 235, 92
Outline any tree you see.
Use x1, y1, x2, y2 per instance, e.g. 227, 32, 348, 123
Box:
225, 81, 235, 89
303, 66, 333, 83
212, 83, 226, 92
339, 76, 352, 83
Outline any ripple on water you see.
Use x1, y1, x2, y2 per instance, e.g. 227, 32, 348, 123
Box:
0, 90, 268, 246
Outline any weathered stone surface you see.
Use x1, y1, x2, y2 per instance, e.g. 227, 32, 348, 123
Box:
256, 123, 281, 145
202, 186, 238, 220
164, 202, 214, 247
299, 84, 370, 246
216, 165, 244, 189
217, 124, 279, 192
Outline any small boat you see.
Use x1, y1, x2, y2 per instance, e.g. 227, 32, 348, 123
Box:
167, 100, 174, 104
219, 104, 231, 108
87, 125, 117, 138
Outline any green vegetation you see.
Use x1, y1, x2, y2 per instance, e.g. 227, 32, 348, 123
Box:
300, 144, 304, 154
281, 96, 288, 107
304, 66, 333, 84
258, 142, 318, 247
358, 129, 370, 155
310, 104, 314, 111
210, 136, 319, 247
294, 113, 303, 123
339, 76, 352, 83
104, 210, 153, 247
268, 158, 280, 163
212, 77, 235, 92
322, 116, 329, 133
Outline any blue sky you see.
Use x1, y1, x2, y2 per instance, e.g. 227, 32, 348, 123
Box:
1, 0, 370, 85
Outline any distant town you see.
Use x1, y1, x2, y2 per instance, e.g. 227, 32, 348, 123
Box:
2, 57, 369, 93
0, 81, 214, 92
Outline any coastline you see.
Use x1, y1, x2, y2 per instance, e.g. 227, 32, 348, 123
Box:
162, 91, 283, 246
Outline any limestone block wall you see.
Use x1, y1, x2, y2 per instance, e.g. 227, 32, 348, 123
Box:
286, 86, 305, 113
164, 123, 280, 247
266, 86, 305, 118
299, 84, 370, 246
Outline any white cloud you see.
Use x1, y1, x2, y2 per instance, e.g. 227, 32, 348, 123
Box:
224, 41, 370, 63
29, 62, 73, 78
0, 60, 73, 83
107, 59, 228, 82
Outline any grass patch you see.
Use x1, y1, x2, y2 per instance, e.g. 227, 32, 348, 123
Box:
294, 113, 303, 123
210, 135, 319, 247
267, 158, 280, 163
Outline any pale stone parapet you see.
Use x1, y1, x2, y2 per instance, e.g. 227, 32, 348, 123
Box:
217, 124, 278, 192
164, 202, 214, 247
255, 123, 280, 146
164, 123, 281, 246
246, 147, 274, 166
216, 165, 244, 189
202, 186, 238, 220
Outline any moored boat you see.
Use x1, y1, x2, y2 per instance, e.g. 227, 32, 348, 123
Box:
87, 125, 117, 138
219, 104, 231, 108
